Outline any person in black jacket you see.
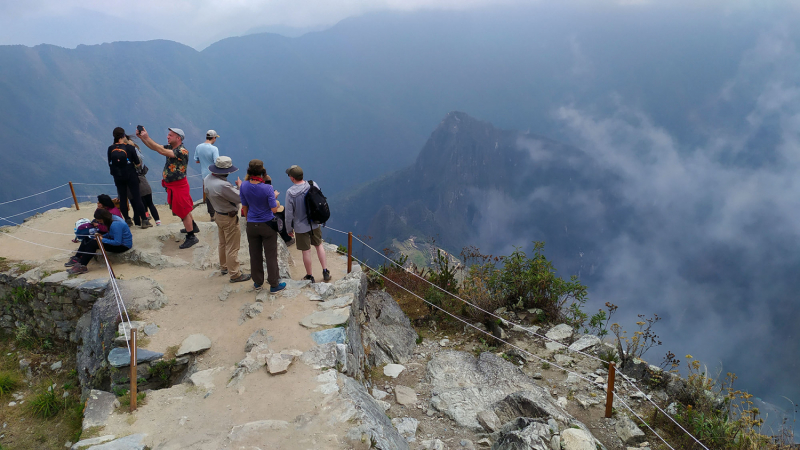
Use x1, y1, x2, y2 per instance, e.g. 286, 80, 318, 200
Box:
108, 127, 151, 228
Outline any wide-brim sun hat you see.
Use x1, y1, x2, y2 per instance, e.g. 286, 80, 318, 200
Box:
209, 156, 239, 174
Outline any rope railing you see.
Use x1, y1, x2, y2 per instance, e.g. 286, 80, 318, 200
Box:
0, 184, 70, 206
330, 225, 711, 450
350, 253, 678, 450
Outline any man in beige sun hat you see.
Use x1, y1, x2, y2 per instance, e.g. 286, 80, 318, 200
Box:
204, 156, 250, 283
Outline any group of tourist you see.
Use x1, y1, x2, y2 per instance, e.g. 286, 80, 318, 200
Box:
66, 126, 332, 293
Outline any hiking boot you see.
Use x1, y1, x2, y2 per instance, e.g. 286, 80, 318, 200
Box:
179, 235, 199, 249
322, 269, 331, 282
303, 274, 315, 284
269, 282, 287, 293
220, 269, 228, 275
64, 256, 79, 267
125, 218, 133, 227
69, 264, 88, 274
230, 273, 251, 283
141, 219, 153, 229
180, 226, 200, 234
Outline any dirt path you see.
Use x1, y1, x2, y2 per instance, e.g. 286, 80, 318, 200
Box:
1, 205, 359, 449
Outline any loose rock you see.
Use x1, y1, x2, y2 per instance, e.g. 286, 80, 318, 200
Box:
177, 333, 212, 356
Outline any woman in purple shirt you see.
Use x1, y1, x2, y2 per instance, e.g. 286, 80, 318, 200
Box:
240, 160, 286, 293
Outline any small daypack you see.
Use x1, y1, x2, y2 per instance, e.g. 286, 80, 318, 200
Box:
304, 180, 330, 225
109, 144, 131, 177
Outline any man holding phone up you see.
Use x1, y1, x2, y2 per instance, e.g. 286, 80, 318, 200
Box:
136, 125, 199, 249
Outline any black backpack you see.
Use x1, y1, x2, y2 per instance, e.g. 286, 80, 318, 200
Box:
108, 144, 131, 177
304, 180, 330, 225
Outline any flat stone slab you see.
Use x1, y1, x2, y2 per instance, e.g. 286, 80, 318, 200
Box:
568, 335, 601, 353
79, 278, 109, 292
310, 327, 346, 345
266, 353, 295, 374
318, 294, 354, 311
395, 385, 417, 405
72, 435, 116, 450
300, 342, 337, 369
229, 420, 289, 441
189, 367, 224, 390
108, 347, 163, 368
281, 278, 311, 290
312, 282, 333, 298
41, 271, 69, 284
84, 433, 147, 450
299, 308, 349, 328
143, 323, 159, 336
177, 333, 212, 356
245, 328, 272, 352
545, 323, 573, 341
82, 390, 116, 430
384, 364, 405, 378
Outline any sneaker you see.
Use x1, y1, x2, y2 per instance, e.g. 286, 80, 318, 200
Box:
254, 283, 262, 291
155, 220, 161, 226
69, 264, 88, 274
64, 256, 79, 267
220, 269, 228, 275
179, 235, 199, 249
303, 274, 315, 284
322, 269, 331, 282
230, 273, 251, 283
125, 218, 133, 227
269, 282, 287, 293
141, 219, 153, 229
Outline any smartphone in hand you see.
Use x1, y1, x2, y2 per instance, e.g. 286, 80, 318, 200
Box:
137, 125, 145, 133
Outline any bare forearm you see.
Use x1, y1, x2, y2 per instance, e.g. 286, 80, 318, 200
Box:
141, 136, 173, 157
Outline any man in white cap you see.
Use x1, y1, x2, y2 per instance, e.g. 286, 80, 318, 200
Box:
136, 126, 199, 249
204, 156, 250, 283
194, 130, 221, 221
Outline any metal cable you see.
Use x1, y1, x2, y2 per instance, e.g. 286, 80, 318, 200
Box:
0, 197, 74, 219
0, 232, 110, 255
0, 184, 69, 206
325, 225, 609, 366
351, 254, 678, 449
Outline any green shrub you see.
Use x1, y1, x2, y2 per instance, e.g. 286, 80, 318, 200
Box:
0, 371, 20, 396
29, 387, 63, 418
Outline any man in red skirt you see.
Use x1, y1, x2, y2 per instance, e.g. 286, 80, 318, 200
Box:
136, 126, 199, 249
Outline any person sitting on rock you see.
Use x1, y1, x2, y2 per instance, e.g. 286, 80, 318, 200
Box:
65, 209, 132, 274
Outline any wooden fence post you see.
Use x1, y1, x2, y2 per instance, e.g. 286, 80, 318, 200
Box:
347, 232, 353, 274
605, 362, 616, 418
68, 182, 80, 210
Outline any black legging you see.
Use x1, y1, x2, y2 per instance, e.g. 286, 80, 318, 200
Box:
131, 193, 160, 223
115, 170, 146, 226
75, 239, 129, 266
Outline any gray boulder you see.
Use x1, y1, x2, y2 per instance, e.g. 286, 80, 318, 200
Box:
545, 324, 573, 341
81, 433, 147, 450
615, 416, 646, 446
340, 374, 409, 450
490, 418, 552, 450
427, 351, 547, 430
560, 428, 596, 450
361, 291, 418, 366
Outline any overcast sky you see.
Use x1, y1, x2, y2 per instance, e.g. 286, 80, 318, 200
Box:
0, 0, 790, 50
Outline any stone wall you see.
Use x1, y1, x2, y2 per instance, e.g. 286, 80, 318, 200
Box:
0, 268, 107, 342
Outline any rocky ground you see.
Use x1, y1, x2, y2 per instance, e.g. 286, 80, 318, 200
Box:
0, 204, 675, 450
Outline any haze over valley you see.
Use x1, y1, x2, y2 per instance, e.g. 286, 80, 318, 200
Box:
0, 1, 798, 425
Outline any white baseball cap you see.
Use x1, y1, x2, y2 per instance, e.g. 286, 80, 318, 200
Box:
206, 130, 220, 138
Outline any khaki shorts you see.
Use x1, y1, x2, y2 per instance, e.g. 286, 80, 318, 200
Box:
295, 227, 322, 251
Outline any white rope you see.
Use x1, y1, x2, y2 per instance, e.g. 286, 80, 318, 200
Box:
0, 232, 105, 255
0, 197, 74, 219
101, 255, 131, 354
70, 182, 116, 186
351, 254, 678, 450
0, 216, 77, 236
0, 184, 69, 206
326, 225, 609, 365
